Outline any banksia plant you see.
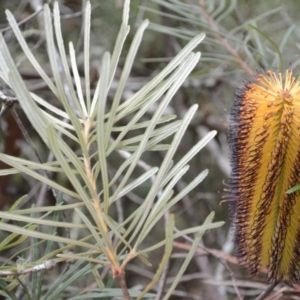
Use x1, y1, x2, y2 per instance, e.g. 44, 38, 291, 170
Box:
229, 70, 300, 284
135, 0, 300, 296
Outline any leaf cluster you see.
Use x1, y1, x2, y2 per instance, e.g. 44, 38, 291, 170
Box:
0, 1, 222, 299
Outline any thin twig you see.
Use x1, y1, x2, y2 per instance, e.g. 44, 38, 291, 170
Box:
0, 7, 43, 33
174, 242, 238, 265
11, 106, 58, 196
174, 226, 222, 300
0, 260, 56, 276
154, 259, 169, 300
199, 0, 255, 77
255, 282, 278, 300
196, 125, 230, 177
210, 253, 242, 299
114, 268, 131, 300
11, 108, 41, 164
199, 246, 242, 300
174, 241, 242, 299
214, 229, 234, 298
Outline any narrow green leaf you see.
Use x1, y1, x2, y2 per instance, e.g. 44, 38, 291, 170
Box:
84, 1, 91, 113
91, 265, 105, 290
0, 211, 86, 229
162, 212, 214, 299
74, 208, 108, 256
0, 222, 99, 251
286, 185, 300, 194
52, 2, 85, 119
96, 52, 111, 213
137, 214, 174, 300
5, 9, 57, 94
0, 153, 80, 199
46, 125, 98, 222
104, 19, 149, 148
248, 23, 282, 71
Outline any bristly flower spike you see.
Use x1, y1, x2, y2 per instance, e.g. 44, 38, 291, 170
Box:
229, 70, 300, 284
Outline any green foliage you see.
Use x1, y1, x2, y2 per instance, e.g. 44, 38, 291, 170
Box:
0, 1, 222, 299
141, 0, 300, 298
145, 0, 300, 77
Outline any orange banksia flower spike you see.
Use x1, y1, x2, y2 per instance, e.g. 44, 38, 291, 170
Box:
229, 70, 300, 284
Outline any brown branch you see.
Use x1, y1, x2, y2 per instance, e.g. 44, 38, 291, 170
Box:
113, 267, 131, 300
174, 242, 300, 299
174, 241, 238, 265
255, 281, 277, 300
174, 241, 242, 299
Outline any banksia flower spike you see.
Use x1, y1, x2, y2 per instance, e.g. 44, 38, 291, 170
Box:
229, 70, 300, 284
